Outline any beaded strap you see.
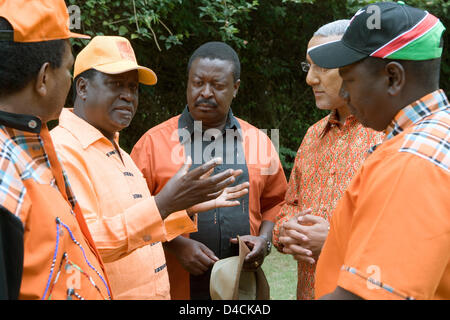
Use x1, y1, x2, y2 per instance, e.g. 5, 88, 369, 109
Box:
41, 218, 62, 300
58, 219, 111, 299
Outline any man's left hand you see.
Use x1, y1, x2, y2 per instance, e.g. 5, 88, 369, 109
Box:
280, 214, 329, 264
230, 235, 266, 271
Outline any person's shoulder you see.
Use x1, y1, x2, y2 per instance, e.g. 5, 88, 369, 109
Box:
397, 109, 450, 172
141, 114, 181, 138
0, 128, 28, 221
50, 124, 83, 152
303, 114, 331, 138
50, 124, 72, 142
235, 117, 271, 139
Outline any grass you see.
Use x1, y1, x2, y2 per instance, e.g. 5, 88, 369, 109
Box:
262, 249, 298, 300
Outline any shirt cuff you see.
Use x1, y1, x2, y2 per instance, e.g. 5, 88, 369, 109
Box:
337, 265, 416, 300
163, 210, 198, 241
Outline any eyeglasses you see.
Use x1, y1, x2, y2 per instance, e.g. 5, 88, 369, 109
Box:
301, 61, 330, 74
301, 62, 310, 73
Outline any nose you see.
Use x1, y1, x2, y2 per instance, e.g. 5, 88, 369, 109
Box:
200, 83, 213, 98
306, 68, 319, 87
120, 86, 136, 103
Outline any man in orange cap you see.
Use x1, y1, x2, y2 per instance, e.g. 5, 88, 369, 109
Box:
50, 36, 249, 299
0, 0, 111, 300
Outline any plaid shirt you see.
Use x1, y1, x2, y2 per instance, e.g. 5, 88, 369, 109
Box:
0, 113, 77, 223
315, 89, 450, 300
382, 89, 449, 171
0, 110, 110, 299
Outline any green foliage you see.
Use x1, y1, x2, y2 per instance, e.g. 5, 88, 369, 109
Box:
67, 0, 449, 179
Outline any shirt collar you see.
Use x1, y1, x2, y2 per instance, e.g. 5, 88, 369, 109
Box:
319, 110, 357, 138
178, 105, 242, 144
58, 108, 120, 149
0, 109, 42, 133
384, 89, 449, 141
368, 89, 448, 155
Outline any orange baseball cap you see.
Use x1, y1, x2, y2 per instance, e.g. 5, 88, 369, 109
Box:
0, 0, 90, 42
74, 36, 157, 85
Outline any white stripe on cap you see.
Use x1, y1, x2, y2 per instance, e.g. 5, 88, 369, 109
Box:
307, 39, 341, 54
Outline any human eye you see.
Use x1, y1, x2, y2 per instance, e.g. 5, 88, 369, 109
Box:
130, 82, 139, 92
214, 83, 226, 90
192, 79, 203, 87
108, 80, 122, 88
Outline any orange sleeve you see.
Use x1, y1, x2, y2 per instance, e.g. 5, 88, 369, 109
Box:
55, 141, 167, 263
272, 147, 303, 250
131, 133, 156, 193
337, 155, 450, 300
259, 138, 288, 224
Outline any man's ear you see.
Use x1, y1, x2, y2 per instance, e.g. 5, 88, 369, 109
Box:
233, 79, 241, 98
385, 61, 405, 96
35, 62, 51, 97
76, 77, 89, 101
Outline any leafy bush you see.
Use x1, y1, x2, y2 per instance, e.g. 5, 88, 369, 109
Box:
66, 0, 449, 178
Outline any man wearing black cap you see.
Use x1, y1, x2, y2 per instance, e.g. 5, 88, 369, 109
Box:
308, 2, 449, 300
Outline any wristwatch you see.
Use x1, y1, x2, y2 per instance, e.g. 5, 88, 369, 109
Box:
260, 234, 272, 256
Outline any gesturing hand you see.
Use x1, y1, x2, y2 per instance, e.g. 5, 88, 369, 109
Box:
155, 157, 239, 219
188, 180, 249, 214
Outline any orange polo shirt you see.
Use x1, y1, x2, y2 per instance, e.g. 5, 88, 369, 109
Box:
131, 109, 287, 299
51, 108, 197, 299
315, 90, 450, 300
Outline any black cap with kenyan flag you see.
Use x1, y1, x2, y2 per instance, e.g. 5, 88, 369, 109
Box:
308, 1, 446, 69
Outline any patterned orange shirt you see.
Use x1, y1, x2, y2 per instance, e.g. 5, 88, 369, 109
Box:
272, 111, 383, 300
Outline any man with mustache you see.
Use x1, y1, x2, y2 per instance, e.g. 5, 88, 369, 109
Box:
50, 36, 248, 299
131, 42, 288, 300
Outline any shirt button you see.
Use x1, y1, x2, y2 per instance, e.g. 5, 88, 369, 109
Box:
143, 235, 151, 242
28, 120, 37, 129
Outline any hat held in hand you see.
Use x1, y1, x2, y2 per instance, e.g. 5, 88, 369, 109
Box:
210, 236, 270, 300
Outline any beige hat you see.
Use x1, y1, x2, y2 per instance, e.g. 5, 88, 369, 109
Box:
210, 236, 270, 300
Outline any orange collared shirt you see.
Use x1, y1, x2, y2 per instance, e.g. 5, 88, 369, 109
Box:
131, 109, 287, 299
272, 112, 384, 300
51, 108, 197, 299
315, 90, 450, 300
